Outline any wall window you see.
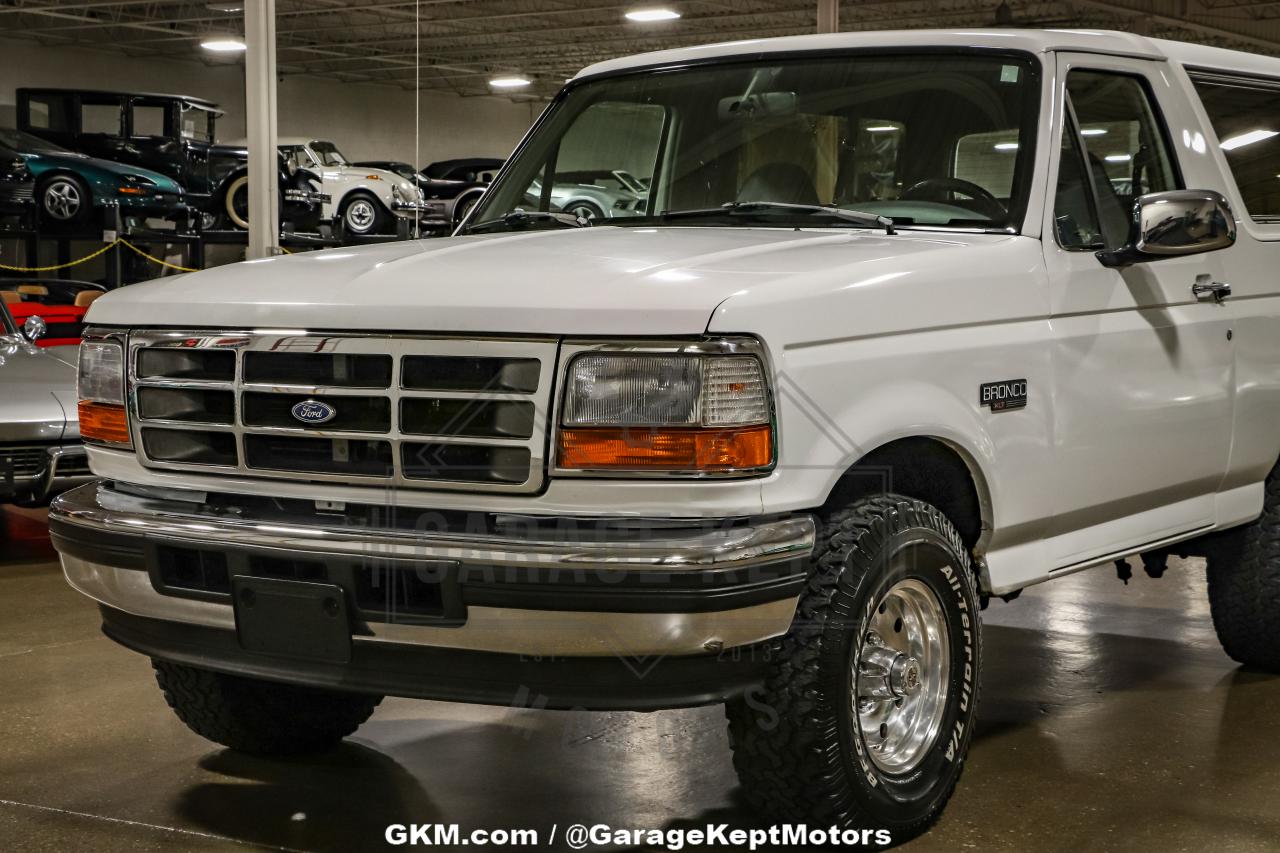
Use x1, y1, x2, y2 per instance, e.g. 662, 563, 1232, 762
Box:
1191, 74, 1280, 222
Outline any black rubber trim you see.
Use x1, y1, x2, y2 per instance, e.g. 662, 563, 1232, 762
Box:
461, 566, 805, 613
100, 605, 771, 711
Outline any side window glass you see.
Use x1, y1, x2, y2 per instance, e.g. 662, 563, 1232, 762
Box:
132, 105, 167, 137
1191, 76, 1280, 222
1066, 70, 1180, 248
1054, 117, 1104, 250
81, 102, 123, 136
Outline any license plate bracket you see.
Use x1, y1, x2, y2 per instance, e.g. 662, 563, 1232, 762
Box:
232, 575, 353, 664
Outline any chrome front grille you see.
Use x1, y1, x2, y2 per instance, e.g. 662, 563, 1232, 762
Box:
128, 331, 558, 494
0, 444, 50, 478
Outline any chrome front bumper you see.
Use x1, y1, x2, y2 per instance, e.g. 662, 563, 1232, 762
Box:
1, 444, 93, 505
390, 199, 429, 219
51, 481, 814, 658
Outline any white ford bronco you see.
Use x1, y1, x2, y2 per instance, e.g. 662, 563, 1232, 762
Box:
51, 28, 1280, 840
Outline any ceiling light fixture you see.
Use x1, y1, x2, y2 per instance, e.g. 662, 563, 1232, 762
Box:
200, 37, 246, 52
1220, 129, 1278, 151
1105, 153, 1132, 162
865, 125, 898, 132
489, 76, 532, 89
1080, 128, 1107, 136
993, 142, 1019, 151
205, 2, 245, 11
625, 8, 681, 22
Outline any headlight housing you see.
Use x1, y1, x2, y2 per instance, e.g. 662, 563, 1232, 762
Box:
116, 174, 155, 196
557, 342, 773, 475
78, 334, 131, 446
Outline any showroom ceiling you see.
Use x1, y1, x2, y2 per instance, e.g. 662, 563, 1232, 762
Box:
5, 0, 1280, 98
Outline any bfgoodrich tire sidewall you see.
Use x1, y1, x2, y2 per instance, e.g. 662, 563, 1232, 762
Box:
828, 527, 980, 826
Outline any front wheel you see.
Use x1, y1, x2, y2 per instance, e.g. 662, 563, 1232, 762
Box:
562, 200, 604, 222
726, 496, 981, 841
39, 174, 92, 226
341, 193, 385, 236
153, 660, 382, 755
1208, 464, 1280, 671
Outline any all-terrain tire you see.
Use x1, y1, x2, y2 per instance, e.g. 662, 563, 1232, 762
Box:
1208, 465, 1280, 671
152, 660, 382, 755
725, 495, 982, 843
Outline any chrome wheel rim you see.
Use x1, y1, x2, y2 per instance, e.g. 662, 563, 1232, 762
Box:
566, 203, 598, 221
43, 180, 81, 220
346, 199, 376, 232
853, 577, 950, 774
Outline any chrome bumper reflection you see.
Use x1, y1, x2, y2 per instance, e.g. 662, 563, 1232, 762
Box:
50, 481, 816, 572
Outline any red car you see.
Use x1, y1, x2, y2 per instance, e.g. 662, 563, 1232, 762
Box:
0, 279, 104, 347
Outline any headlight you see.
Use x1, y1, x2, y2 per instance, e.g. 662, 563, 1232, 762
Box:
78, 336, 131, 446
557, 347, 773, 474
117, 175, 154, 196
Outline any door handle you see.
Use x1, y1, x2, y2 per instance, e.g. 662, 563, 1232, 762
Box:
1192, 278, 1232, 303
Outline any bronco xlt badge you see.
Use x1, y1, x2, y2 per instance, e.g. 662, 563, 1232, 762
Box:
980, 380, 1028, 412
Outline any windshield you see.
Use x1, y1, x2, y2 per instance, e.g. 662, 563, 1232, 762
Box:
310, 141, 350, 167
0, 127, 72, 155
0, 301, 13, 336
467, 52, 1039, 233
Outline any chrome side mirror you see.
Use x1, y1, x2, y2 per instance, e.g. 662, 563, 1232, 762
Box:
1098, 189, 1236, 268
22, 314, 46, 343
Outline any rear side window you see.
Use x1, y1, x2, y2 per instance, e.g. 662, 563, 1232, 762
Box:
1191, 73, 1280, 222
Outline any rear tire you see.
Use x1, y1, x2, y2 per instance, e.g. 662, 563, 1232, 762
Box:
152, 660, 382, 755
726, 496, 981, 842
1208, 465, 1280, 671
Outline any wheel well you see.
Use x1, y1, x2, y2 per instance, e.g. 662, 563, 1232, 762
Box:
823, 437, 989, 552
36, 169, 86, 187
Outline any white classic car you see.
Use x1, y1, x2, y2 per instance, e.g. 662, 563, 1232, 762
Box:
277, 138, 426, 235
51, 28, 1280, 844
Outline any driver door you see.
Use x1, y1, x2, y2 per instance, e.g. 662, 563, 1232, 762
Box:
1042, 53, 1234, 568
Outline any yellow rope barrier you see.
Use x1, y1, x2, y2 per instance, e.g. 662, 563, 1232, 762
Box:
117, 239, 198, 273
0, 237, 199, 274
0, 239, 121, 272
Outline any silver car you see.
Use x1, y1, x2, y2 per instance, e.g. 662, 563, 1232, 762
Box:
528, 171, 646, 221
0, 298, 91, 506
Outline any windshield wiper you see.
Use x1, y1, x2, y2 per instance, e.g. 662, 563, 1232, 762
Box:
466, 210, 592, 234
661, 201, 895, 235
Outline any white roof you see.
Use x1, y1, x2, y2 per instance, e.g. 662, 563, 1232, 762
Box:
575, 28, 1280, 81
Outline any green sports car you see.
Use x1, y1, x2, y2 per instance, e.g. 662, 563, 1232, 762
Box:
0, 127, 185, 226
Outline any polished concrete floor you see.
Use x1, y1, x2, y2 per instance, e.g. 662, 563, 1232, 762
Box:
3, 504, 1279, 852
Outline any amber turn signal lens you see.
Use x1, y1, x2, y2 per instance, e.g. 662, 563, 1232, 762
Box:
78, 401, 131, 446
558, 425, 772, 471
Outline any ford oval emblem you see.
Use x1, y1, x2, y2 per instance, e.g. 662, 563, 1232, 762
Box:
292, 399, 336, 425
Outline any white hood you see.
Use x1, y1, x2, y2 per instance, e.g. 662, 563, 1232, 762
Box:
86, 227, 1011, 336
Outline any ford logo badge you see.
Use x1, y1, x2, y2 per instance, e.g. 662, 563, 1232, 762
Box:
292, 399, 336, 425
